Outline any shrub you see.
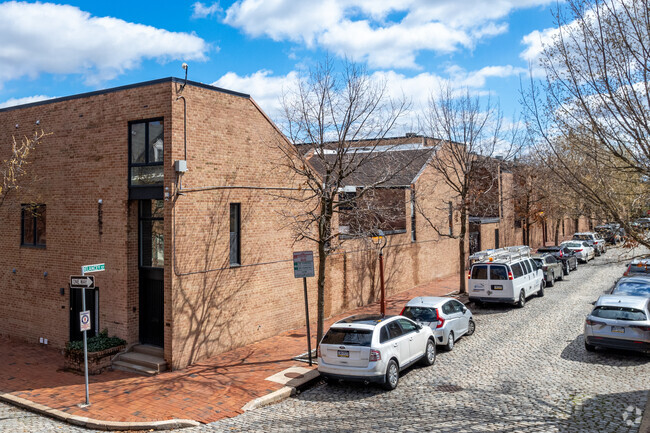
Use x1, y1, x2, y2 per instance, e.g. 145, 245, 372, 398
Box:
66, 329, 126, 353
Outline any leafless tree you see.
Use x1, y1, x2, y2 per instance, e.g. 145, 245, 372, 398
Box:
275, 58, 412, 343
522, 0, 650, 247
0, 130, 48, 207
420, 85, 521, 293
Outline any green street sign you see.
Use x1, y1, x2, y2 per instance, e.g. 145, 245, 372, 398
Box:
82, 263, 105, 274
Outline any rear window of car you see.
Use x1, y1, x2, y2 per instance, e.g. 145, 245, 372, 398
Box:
564, 242, 582, 248
612, 282, 650, 297
402, 306, 437, 322
322, 328, 373, 346
573, 235, 592, 241
532, 258, 542, 267
591, 306, 647, 321
490, 265, 508, 280
471, 265, 488, 279
511, 262, 524, 278
627, 264, 650, 274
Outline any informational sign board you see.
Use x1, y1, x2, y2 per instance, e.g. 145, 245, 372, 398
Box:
293, 251, 315, 278
70, 275, 95, 289
82, 263, 105, 274
80, 310, 91, 332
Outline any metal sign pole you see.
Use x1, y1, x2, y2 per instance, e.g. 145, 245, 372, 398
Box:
81, 269, 90, 406
303, 277, 312, 366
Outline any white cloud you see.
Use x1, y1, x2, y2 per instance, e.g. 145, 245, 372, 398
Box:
0, 95, 54, 109
191, 2, 222, 19
223, 0, 555, 69
0, 2, 209, 86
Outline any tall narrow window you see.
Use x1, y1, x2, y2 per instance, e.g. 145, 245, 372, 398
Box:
21, 204, 46, 247
129, 119, 164, 187
230, 203, 241, 266
140, 200, 164, 268
494, 228, 500, 249
410, 187, 416, 242
448, 201, 453, 236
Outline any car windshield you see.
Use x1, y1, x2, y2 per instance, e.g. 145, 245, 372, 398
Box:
321, 328, 373, 346
402, 306, 438, 322
613, 281, 650, 297
591, 306, 647, 321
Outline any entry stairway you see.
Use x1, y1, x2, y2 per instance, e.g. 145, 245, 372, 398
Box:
112, 344, 167, 376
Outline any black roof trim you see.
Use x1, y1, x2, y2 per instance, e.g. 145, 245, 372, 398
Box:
0, 77, 250, 113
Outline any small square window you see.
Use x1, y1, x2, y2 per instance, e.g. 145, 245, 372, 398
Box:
21, 204, 46, 247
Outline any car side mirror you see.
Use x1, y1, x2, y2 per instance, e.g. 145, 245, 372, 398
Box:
590, 301, 596, 305
462, 307, 467, 313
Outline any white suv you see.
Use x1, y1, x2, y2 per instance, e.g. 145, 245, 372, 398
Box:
318, 314, 436, 390
468, 246, 545, 307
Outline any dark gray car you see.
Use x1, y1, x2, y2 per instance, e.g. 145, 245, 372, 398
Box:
533, 254, 564, 287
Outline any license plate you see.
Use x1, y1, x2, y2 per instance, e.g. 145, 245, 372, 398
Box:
612, 326, 625, 333
492, 285, 503, 290
337, 350, 349, 357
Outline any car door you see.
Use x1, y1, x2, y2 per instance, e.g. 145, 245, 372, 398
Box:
521, 260, 532, 294
386, 320, 409, 366
451, 300, 469, 335
397, 318, 425, 363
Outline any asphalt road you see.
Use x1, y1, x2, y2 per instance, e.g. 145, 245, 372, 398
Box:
1, 246, 648, 433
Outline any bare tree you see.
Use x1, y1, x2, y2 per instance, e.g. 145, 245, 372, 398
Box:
420, 85, 520, 293
522, 0, 650, 247
276, 58, 411, 343
0, 130, 48, 207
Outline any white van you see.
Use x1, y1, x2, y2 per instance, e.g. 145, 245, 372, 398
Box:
468, 246, 545, 308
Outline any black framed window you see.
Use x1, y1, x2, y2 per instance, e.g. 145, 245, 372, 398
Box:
230, 203, 241, 266
140, 200, 164, 268
129, 119, 163, 187
21, 204, 46, 247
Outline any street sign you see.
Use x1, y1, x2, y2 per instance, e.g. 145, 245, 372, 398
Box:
70, 275, 95, 289
82, 263, 105, 274
293, 251, 315, 278
80, 310, 91, 332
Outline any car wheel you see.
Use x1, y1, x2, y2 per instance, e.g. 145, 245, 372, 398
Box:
517, 291, 526, 308
383, 359, 399, 390
466, 319, 476, 336
538, 282, 545, 297
421, 339, 436, 366
445, 332, 455, 351
585, 341, 596, 352
573, 261, 578, 271
563, 262, 570, 275
557, 270, 564, 281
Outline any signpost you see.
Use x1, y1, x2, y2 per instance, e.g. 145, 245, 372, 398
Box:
293, 251, 314, 366
71, 263, 104, 407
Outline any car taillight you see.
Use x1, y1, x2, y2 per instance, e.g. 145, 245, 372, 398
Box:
369, 349, 381, 362
559, 251, 564, 257
623, 267, 630, 276
630, 325, 650, 332
468, 270, 472, 279
399, 307, 405, 315
542, 266, 548, 270
507, 271, 514, 280
435, 308, 445, 329
586, 318, 605, 326
575, 249, 583, 252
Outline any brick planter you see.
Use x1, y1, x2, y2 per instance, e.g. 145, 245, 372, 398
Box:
64, 345, 125, 375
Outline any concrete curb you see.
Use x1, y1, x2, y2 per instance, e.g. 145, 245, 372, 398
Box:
242, 369, 321, 412
640, 391, 650, 433
0, 393, 200, 431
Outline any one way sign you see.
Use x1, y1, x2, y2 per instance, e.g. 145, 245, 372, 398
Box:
70, 275, 95, 289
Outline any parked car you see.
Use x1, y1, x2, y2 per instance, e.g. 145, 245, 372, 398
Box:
561, 241, 595, 263
536, 245, 579, 275
572, 232, 606, 256
468, 246, 545, 308
318, 314, 436, 390
595, 223, 624, 245
623, 259, 650, 277
609, 276, 650, 298
532, 254, 564, 287
632, 218, 650, 230
401, 297, 475, 351
584, 295, 650, 354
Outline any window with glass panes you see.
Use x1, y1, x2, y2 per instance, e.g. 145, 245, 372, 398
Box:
21, 204, 46, 247
129, 119, 163, 186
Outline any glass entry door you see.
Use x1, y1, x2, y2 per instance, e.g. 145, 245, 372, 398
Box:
139, 199, 164, 347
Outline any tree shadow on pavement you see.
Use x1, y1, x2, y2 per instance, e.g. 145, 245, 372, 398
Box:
561, 334, 650, 367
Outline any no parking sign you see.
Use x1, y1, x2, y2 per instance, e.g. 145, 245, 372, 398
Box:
80, 310, 91, 332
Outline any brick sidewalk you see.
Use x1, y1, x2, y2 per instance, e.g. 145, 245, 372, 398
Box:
0, 273, 461, 425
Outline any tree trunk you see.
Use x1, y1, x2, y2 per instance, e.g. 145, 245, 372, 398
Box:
316, 195, 333, 346
554, 219, 560, 246
458, 203, 467, 294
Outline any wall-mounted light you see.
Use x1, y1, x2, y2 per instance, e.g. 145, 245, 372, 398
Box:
60, 287, 65, 296
15, 124, 18, 129
35, 120, 40, 125
98, 199, 103, 235
12, 268, 16, 274
43, 271, 48, 277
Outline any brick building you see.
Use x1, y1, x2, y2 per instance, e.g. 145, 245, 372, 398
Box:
0, 79, 461, 370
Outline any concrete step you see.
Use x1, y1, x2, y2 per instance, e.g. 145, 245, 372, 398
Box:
118, 351, 167, 372
132, 344, 164, 358
112, 360, 158, 376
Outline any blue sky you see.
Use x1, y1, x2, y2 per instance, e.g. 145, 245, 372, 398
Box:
0, 0, 561, 130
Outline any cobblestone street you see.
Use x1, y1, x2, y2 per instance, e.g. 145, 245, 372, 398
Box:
1, 248, 648, 432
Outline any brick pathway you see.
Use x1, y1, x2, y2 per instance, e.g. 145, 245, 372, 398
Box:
0, 273, 461, 425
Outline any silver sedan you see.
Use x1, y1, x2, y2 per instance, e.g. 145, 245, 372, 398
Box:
401, 297, 475, 351
561, 241, 595, 263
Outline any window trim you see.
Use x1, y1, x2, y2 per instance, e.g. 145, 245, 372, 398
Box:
128, 117, 164, 189
20, 204, 46, 248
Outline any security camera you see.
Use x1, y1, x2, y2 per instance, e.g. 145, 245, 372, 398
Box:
182, 63, 188, 71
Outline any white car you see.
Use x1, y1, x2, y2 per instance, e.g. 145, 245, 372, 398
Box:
561, 241, 595, 262
401, 297, 475, 351
468, 246, 545, 308
318, 314, 436, 390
